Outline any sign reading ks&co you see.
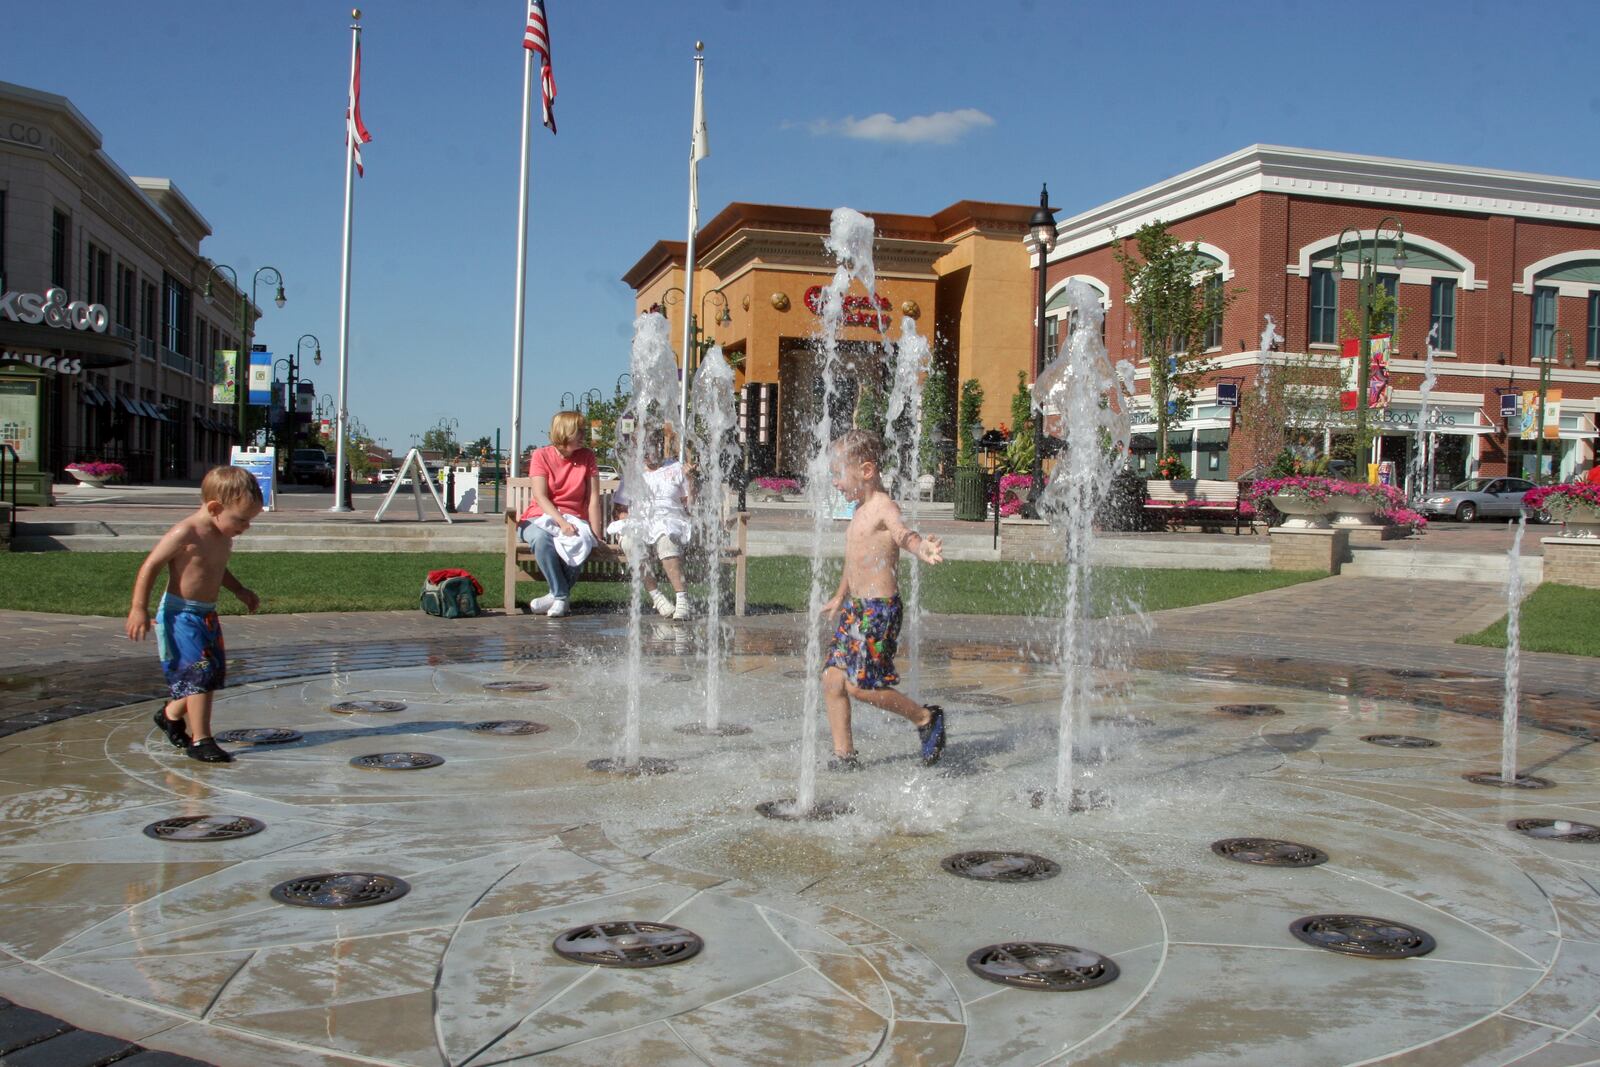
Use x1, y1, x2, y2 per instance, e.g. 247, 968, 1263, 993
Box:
0, 286, 111, 334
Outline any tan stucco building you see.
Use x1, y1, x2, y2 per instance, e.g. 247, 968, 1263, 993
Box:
624, 200, 1039, 474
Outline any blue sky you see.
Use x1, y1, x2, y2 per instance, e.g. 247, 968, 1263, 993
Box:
12, 0, 1600, 454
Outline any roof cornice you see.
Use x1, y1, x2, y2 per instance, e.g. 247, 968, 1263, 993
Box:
1046, 144, 1600, 263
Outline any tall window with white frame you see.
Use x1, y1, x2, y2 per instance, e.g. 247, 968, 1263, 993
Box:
1429, 278, 1456, 351
1309, 267, 1338, 345
1203, 274, 1223, 350
1531, 285, 1557, 360
1588, 292, 1600, 364
1044, 314, 1059, 368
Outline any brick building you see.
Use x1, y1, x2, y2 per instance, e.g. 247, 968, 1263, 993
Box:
1040, 145, 1600, 486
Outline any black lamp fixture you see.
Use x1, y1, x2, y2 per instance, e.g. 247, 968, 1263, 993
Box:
1022, 182, 1059, 518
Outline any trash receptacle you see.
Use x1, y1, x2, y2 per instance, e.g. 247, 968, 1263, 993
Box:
953, 467, 988, 522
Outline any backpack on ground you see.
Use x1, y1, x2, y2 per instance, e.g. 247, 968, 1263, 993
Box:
421, 570, 482, 618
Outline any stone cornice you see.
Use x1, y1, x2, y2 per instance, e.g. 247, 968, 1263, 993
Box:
700, 229, 950, 280
1047, 144, 1600, 264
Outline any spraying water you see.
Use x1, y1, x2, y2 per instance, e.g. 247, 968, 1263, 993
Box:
690, 344, 737, 732
796, 208, 880, 814
1501, 514, 1526, 784
1411, 324, 1441, 501
617, 312, 682, 767
1036, 280, 1130, 805
1258, 314, 1282, 399
883, 316, 932, 697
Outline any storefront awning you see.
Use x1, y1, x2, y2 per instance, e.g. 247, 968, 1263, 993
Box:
116, 395, 140, 416
80, 383, 107, 407
0, 321, 135, 369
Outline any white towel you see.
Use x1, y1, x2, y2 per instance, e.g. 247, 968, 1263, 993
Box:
531, 514, 597, 567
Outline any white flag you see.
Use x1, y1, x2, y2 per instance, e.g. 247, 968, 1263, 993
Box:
691, 60, 708, 161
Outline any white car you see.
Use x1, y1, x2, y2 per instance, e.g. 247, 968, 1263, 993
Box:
377, 468, 398, 484
596, 464, 620, 481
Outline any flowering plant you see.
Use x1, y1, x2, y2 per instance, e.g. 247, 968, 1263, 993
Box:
65, 461, 125, 479
752, 476, 801, 495
1524, 482, 1600, 512
1154, 452, 1190, 479
995, 473, 1035, 517
1243, 475, 1344, 505
1379, 506, 1428, 533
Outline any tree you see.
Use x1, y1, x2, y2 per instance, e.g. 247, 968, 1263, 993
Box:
956, 378, 984, 468
1114, 221, 1236, 458
1003, 370, 1036, 475
1232, 350, 1342, 477
918, 358, 952, 478
464, 435, 493, 462
420, 427, 461, 459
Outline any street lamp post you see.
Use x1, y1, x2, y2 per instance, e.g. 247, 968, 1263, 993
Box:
1328, 221, 1406, 476
1535, 328, 1577, 482
1021, 183, 1058, 519
273, 334, 322, 458
659, 285, 730, 384
203, 263, 287, 446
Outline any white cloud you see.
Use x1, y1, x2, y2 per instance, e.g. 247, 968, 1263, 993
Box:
803, 108, 995, 146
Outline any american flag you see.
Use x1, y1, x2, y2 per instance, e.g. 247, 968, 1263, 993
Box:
523, 0, 556, 133
347, 35, 373, 175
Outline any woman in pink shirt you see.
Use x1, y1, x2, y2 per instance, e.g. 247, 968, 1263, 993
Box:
516, 411, 603, 617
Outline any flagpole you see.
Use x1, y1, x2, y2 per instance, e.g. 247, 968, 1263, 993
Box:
509, 47, 535, 476
677, 41, 705, 461
331, 9, 361, 512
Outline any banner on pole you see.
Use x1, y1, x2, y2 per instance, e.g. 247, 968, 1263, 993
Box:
1339, 334, 1392, 410
213, 350, 238, 405
247, 351, 272, 406
1520, 388, 1561, 440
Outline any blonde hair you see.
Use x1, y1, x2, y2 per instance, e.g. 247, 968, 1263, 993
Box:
202, 465, 264, 509
833, 428, 882, 468
549, 410, 586, 448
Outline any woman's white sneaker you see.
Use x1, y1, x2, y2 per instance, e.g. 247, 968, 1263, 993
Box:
547, 598, 570, 618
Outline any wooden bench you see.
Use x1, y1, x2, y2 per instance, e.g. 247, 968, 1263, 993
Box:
1143, 478, 1245, 534
503, 477, 748, 615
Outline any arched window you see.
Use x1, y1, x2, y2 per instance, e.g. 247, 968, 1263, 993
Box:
1043, 276, 1110, 369
1521, 252, 1600, 363
1297, 233, 1474, 352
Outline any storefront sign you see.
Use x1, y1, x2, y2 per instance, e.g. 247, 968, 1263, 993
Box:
803, 285, 891, 329
213, 350, 237, 405
229, 445, 276, 511
0, 287, 110, 334
0, 349, 82, 374
0, 377, 40, 464
248, 351, 272, 406
1372, 407, 1466, 429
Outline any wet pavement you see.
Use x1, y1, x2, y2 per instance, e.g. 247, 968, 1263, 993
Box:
0, 596, 1596, 1065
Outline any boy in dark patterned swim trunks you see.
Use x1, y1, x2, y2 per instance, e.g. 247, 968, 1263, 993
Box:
821, 430, 946, 769
125, 466, 263, 763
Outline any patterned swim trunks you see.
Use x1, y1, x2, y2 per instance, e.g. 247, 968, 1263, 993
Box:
154, 593, 226, 700
825, 596, 902, 690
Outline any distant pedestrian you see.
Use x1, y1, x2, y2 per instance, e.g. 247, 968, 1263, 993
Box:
819, 429, 946, 771
124, 466, 263, 763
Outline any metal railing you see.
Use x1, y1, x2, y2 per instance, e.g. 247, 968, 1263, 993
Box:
138, 337, 156, 359
0, 443, 17, 543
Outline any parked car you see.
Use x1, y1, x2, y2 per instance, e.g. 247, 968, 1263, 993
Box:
377, 468, 398, 484
1420, 477, 1543, 522
596, 464, 620, 481
287, 448, 335, 487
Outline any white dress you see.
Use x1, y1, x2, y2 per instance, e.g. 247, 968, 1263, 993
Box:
608, 461, 692, 547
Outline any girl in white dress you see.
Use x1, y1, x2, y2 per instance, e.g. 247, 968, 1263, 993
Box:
611, 428, 695, 619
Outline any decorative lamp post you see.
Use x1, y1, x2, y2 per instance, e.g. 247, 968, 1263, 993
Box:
659, 285, 730, 383
203, 263, 287, 446
1536, 328, 1577, 482
1021, 183, 1058, 518
1328, 220, 1406, 474
273, 334, 321, 456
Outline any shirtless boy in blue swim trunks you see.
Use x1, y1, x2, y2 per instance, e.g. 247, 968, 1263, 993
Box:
821, 430, 946, 769
125, 466, 263, 763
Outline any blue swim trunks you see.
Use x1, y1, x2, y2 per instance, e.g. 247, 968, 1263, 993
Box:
825, 596, 902, 690
154, 593, 226, 700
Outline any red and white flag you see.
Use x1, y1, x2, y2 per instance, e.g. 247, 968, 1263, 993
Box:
523, 0, 557, 133
347, 35, 373, 175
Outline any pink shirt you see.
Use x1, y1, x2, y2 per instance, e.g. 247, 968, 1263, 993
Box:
519, 445, 597, 522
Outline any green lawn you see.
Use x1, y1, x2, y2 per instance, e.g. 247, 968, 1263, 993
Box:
0, 551, 1321, 619
1457, 583, 1600, 658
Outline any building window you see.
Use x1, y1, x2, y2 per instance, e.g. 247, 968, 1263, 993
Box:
1589, 292, 1600, 363
50, 211, 70, 289
1378, 274, 1398, 336
161, 273, 191, 356
140, 281, 157, 342
1203, 275, 1223, 351
115, 264, 136, 330
1044, 315, 1059, 369
87, 244, 109, 306
1429, 278, 1456, 351
1531, 285, 1557, 360
1309, 268, 1337, 345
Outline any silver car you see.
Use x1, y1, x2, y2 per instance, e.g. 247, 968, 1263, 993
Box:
1421, 477, 1540, 522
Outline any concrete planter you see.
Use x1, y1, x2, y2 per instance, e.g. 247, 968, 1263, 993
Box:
66, 470, 109, 489
1543, 499, 1600, 540
1268, 494, 1333, 530
1326, 493, 1381, 527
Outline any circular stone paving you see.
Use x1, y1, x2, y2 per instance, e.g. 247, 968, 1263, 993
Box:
0, 652, 1595, 1066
